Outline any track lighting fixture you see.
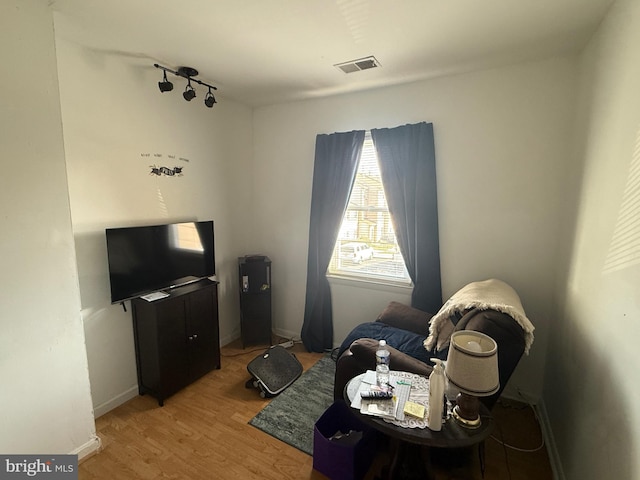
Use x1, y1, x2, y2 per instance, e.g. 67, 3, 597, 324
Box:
204, 88, 217, 108
154, 63, 218, 108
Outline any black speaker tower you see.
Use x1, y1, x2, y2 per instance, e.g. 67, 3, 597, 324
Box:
238, 256, 272, 348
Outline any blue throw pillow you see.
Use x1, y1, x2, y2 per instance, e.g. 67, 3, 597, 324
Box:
338, 322, 446, 365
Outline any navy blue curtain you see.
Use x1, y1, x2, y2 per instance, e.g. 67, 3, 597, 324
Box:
301, 130, 365, 352
371, 122, 442, 313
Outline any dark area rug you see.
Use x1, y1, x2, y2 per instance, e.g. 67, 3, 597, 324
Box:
249, 354, 336, 455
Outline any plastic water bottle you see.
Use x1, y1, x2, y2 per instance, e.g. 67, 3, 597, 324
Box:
375, 340, 390, 390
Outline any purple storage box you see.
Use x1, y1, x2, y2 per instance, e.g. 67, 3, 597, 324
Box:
313, 400, 377, 480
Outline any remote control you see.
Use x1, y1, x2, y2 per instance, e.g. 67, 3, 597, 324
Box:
360, 390, 393, 399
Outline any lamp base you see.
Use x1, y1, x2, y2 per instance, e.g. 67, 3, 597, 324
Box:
452, 405, 482, 429
452, 393, 482, 429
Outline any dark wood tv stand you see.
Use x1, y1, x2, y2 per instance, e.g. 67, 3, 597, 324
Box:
131, 279, 221, 406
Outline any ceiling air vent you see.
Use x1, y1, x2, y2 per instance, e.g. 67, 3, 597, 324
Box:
334, 56, 380, 74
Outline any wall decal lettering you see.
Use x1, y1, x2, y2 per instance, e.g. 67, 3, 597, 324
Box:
149, 165, 184, 176
141, 153, 190, 176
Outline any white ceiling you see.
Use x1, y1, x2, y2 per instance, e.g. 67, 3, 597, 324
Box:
50, 0, 613, 107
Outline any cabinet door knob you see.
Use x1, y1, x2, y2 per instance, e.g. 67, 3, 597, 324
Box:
193, 334, 198, 339
188, 336, 193, 341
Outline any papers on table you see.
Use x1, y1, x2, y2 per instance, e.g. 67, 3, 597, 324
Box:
350, 370, 413, 421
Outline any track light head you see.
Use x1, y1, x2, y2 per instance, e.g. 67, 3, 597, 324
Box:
204, 89, 217, 108
158, 71, 173, 92
183, 80, 196, 101
183, 87, 196, 101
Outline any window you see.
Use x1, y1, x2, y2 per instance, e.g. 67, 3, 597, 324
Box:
327, 132, 411, 285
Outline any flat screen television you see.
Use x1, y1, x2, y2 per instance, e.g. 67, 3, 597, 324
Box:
105, 221, 215, 303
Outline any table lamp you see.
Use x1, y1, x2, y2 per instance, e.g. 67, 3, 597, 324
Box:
444, 330, 499, 428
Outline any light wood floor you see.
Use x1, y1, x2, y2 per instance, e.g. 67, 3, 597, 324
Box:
80, 340, 553, 480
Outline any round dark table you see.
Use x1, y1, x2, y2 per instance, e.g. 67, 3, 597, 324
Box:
344, 373, 494, 480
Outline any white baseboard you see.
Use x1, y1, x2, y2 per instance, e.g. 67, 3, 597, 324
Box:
535, 398, 565, 480
71, 434, 102, 461
220, 327, 300, 347
220, 329, 241, 347
93, 385, 139, 418
272, 327, 300, 343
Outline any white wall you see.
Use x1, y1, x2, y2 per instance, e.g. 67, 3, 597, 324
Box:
544, 0, 640, 478
0, 0, 97, 456
53, 29, 254, 416
252, 56, 579, 400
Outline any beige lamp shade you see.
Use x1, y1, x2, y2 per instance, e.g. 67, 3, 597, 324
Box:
445, 331, 499, 397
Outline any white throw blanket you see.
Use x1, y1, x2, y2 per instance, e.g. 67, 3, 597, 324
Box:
424, 279, 535, 354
